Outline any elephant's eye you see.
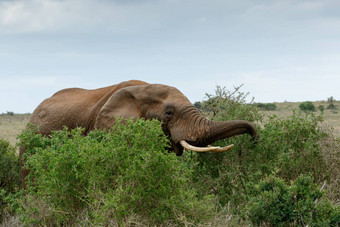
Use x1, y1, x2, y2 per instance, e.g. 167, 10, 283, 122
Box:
165, 110, 173, 117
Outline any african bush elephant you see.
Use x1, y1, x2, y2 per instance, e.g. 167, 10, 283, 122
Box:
20, 80, 258, 187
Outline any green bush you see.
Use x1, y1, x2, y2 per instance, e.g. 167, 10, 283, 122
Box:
17, 119, 215, 226
258, 113, 328, 182
327, 103, 336, 110
327, 96, 337, 110
0, 139, 21, 193
247, 175, 340, 226
201, 85, 263, 122
185, 86, 339, 224
319, 105, 325, 113
7, 111, 14, 116
299, 101, 316, 112
257, 103, 277, 111
0, 139, 21, 223
194, 101, 202, 109
184, 86, 263, 207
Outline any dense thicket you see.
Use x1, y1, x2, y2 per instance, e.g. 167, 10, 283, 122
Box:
1, 85, 339, 226
257, 102, 277, 111
189, 86, 340, 225
0, 139, 21, 223
299, 101, 316, 112
17, 119, 215, 226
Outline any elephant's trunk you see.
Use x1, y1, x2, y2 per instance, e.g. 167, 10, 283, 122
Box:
205, 120, 258, 145
169, 106, 259, 154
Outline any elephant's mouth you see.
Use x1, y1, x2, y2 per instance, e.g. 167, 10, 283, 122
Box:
171, 141, 184, 156
171, 140, 234, 156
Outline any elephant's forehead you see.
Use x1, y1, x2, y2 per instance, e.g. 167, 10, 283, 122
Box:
163, 88, 191, 104
145, 84, 191, 103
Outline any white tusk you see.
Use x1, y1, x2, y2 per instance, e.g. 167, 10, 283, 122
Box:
179, 140, 234, 153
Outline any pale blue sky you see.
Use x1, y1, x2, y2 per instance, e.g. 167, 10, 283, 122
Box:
1, 0, 340, 113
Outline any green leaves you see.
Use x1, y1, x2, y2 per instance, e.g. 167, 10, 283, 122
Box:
247, 175, 340, 226
0, 139, 21, 223
0, 139, 21, 193
186, 85, 339, 226
17, 118, 215, 225
299, 101, 316, 112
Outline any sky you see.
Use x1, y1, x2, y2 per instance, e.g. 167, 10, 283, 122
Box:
1, 0, 340, 113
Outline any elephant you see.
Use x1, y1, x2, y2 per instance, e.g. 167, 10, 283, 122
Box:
20, 80, 258, 187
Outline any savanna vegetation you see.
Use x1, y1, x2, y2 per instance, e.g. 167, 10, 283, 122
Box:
0, 86, 339, 226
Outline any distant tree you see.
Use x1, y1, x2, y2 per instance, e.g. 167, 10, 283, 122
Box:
318, 105, 325, 114
327, 104, 336, 110
299, 102, 316, 112
6, 111, 14, 116
327, 96, 335, 104
265, 103, 277, 111
257, 103, 277, 111
257, 103, 266, 109
327, 96, 336, 110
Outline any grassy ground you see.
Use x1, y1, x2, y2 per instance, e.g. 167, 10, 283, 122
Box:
1, 100, 339, 146
261, 101, 340, 138
0, 114, 31, 146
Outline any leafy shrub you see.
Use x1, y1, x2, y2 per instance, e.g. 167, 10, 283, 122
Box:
327, 103, 337, 110
257, 103, 277, 111
299, 101, 316, 112
247, 175, 340, 226
0, 139, 21, 193
258, 113, 328, 182
2, 111, 14, 116
194, 101, 202, 109
0, 139, 21, 223
327, 97, 337, 110
184, 85, 263, 206
185, 85, 340, 224
318, 105, 325, 113
201, 85, 262, 122
17, 119, 215, 226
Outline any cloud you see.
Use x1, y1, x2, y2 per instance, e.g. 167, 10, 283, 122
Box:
0, 76, 58, 89
0, 0, 65, 33
0, 0, 111, 33
0, 0, 166, 34
1, 0, 339, 38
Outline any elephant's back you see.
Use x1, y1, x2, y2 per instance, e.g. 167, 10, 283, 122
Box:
29, 80, 149, 135
51, 80, 149, 104
29, 87, 107, 134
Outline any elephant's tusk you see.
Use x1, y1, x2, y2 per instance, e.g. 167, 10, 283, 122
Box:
179, 140, 234, 153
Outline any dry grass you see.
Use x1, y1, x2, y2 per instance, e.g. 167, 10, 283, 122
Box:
261, 100, 340, 138
0, 114, 30, 146
319, 129, 340, 204
0, 212, 23, 227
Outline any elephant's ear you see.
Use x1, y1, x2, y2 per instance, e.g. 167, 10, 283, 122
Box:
94, 86, 142, 130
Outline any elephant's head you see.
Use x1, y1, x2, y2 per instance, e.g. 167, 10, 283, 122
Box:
94, 84, 258, 155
